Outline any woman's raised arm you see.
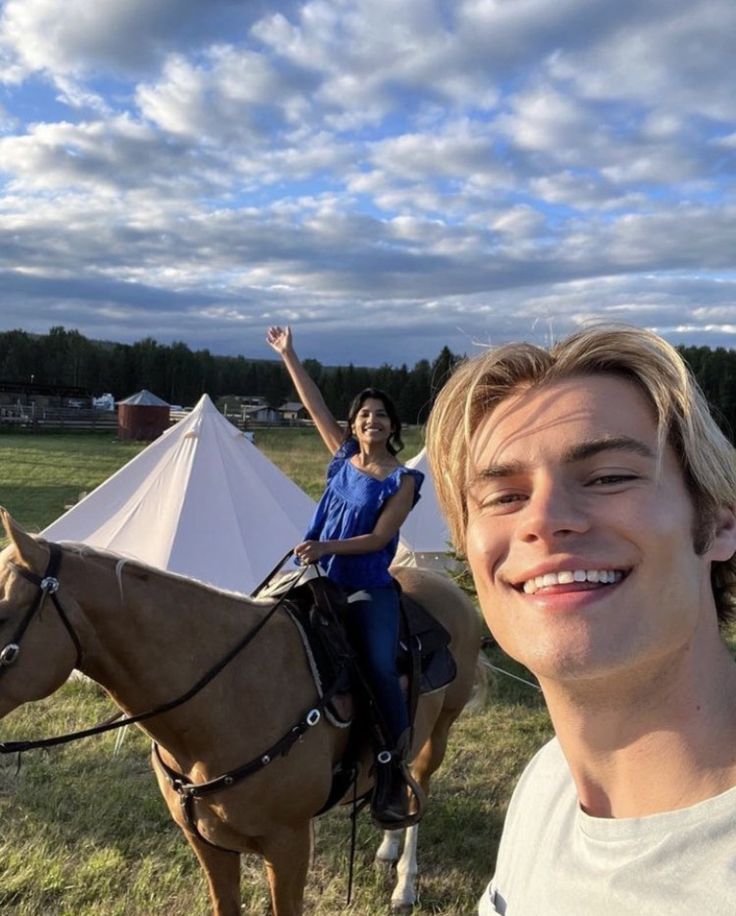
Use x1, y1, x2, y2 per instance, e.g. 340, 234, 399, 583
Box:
266, 325, 344, 454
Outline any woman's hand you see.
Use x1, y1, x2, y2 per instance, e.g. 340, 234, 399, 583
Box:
266, 325, 293, 356
294, 540, 326, 565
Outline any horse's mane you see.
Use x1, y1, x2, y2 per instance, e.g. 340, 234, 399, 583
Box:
54, 540, 273, 607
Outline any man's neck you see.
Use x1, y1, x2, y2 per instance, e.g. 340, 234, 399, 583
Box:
542, 631, 736, 819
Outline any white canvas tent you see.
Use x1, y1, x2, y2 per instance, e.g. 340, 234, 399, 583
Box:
394, 448, 458, 573
42, 394, 316, 595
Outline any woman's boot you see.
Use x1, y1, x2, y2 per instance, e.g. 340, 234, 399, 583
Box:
371, 729, 426, 829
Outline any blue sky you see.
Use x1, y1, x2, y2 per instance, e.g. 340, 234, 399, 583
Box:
0, 0, 735, 366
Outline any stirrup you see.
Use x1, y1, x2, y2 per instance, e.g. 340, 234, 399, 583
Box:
372, 785, 425, 830
370, 750, 426, 830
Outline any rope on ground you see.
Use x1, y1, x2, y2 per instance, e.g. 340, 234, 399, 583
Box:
486, 662, 540, 692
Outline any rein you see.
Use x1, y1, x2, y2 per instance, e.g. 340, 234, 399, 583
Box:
0, 548, 300, 755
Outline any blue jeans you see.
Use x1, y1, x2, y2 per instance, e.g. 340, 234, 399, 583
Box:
344, 585, 408, 746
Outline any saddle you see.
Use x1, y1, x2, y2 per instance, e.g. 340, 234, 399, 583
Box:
397, 590, 456, 694
283, 576, 456, 724
282, 576, 355, 728
281, 574, 457, 814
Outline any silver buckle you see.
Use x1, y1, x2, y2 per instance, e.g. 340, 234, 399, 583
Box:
0, 643, 20, 666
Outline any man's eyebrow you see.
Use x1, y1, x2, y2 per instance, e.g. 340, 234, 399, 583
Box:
466, 436, 656, 490
469, 459, 527, 483
564, 436, 656, 463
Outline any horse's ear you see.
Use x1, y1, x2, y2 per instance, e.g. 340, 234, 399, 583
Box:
0, 507, 48, 574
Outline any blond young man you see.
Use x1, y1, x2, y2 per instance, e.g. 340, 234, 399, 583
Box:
426, 326, 736, 915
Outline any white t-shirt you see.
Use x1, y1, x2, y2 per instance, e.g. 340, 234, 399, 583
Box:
480, 737, 736, 916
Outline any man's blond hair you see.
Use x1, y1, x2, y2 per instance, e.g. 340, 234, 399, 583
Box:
426, 325, 736, 622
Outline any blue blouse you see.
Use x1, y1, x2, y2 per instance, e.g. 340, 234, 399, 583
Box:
304, 439, 424, 589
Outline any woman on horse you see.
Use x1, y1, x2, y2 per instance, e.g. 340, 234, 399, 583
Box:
266, 325, 424, 828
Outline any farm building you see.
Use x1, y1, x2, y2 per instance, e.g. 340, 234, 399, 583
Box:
221, 396, 281, 427
0, 378, 92, 410
0, 379, 103, 430
279, 401, 307, 423
117, 389, 170, 440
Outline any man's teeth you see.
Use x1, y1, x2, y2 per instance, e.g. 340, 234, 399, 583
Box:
522, 570, 624, 594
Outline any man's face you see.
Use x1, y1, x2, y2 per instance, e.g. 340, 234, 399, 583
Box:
465, 373, 735, 685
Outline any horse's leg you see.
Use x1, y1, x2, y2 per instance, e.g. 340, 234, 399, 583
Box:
392, 824, 419, 913
184, 833, 242, 916
411, 702, 459, 804
376, 828, 404, 867
261, 823, 311, 916
151, 755, 242, 915
389, 705, 458, 911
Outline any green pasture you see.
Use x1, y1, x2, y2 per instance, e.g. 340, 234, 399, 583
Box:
0, 433, 147, 537
0, 429, 551, 915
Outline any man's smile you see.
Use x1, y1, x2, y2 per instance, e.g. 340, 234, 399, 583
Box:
516, 568, 628, 595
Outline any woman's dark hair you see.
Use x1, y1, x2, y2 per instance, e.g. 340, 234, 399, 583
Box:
344, 387, 404, 454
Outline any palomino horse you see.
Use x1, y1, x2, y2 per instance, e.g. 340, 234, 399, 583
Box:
0, 510, 481, 915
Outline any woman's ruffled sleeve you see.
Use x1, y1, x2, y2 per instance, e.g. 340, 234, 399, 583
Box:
326, 437, 359, 481
380, 466, 424, 508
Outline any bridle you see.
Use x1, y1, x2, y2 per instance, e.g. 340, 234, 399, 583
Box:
0, 548, 334, 758
1, 543, 82, 675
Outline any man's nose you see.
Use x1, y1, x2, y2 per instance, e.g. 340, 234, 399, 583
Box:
516, 478, 589, 543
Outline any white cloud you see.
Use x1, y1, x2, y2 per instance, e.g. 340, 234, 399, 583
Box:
136, 46, 304, 145
529, 171, 640, 210
0, 115, 220, 198
497, 85, 609, 165
546, 0, 736, 120
492, 205, 545, 238
369, 120, 506, 183
0, 0, 261, 80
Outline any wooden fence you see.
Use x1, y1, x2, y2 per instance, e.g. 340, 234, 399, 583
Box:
0, 405, 319, 434
0, 406, 118, 432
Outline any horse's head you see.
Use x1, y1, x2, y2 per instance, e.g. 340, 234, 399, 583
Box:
0, 508, 80, 718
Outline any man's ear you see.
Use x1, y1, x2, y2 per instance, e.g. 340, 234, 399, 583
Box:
707, 506, 736, 563
0, 507, 49, 574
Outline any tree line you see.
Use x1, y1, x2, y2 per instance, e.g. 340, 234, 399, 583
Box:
1, 327, 734, 436
0, 327, 459, 425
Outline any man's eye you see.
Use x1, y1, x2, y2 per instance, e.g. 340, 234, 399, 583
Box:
589, 474, 639, 486
478, 491, 527, 510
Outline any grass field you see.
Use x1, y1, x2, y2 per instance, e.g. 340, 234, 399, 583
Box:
0, 428, 551, 915
0, 432, 148, 537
